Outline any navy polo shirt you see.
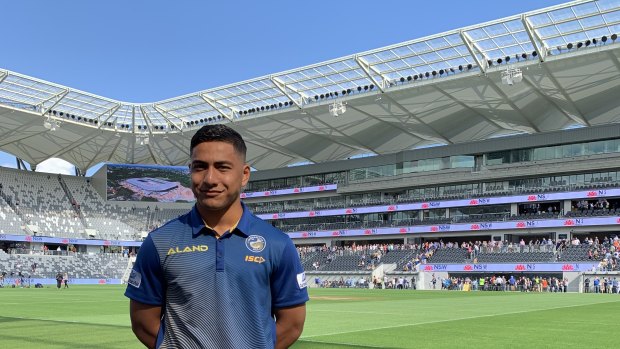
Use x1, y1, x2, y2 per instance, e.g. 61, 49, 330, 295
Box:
125, 203, 309, 349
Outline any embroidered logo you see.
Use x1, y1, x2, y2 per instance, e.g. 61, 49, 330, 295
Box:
128, 269, 142, 288
297, 272, 307, 289
245, 235, 266, 253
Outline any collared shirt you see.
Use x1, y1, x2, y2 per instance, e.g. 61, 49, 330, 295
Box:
125, 203, 309, 349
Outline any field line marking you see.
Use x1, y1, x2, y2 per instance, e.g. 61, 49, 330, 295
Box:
301, 299, 620, 339
311, 309, 406, 316
2, 299, 128, 305
298, 339, 395, 348
0, 316, 129, 328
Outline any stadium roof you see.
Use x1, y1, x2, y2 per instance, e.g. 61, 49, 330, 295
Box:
1, 0, 620, 172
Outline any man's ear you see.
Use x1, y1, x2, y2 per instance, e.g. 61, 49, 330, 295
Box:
242, 164, 250, 186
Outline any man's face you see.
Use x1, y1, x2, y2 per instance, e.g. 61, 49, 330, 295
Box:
190, 141, 250, 214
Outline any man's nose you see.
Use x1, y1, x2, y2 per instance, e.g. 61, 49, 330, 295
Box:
202, 169, 217, 185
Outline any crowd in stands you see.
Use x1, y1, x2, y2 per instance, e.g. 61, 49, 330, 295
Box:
583, 276, 620, 293
439, 275, 570, 292
0, 250, 129, 286
297, 234, 620, 273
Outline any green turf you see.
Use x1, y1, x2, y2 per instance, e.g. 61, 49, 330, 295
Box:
0, 285, 618, 348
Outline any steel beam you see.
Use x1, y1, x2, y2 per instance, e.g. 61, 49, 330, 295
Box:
198, 93, 233, 120
354, 55, 386, 92
40, 89, 70, 116
270, 76, 303, 108
459, 31, 488, 73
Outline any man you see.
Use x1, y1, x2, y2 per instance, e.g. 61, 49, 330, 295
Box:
125, 125, 308, 349
55, 272, 63, 289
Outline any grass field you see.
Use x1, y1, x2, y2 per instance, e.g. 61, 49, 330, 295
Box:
1, 285, 618, 348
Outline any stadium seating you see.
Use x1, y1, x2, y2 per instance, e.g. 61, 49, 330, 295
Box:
0, 252, 129, 279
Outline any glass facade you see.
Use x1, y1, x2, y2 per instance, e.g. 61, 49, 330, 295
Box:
246, 139, 620, 198
487, 139, 620, 165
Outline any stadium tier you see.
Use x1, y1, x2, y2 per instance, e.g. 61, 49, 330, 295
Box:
1, 0, 620, 289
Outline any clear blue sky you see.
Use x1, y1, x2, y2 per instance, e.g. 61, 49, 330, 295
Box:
0, 0, 568, 175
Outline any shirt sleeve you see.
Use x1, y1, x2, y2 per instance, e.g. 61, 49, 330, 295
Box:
124, 235, 164, 306
271, 237, 309, 309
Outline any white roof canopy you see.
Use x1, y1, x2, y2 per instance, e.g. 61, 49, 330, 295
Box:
1, 0, 620, 171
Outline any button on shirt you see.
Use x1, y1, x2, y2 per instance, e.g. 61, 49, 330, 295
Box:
125, 204, 309, 349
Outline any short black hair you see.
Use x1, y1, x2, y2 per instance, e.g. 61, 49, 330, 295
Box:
190, 124, 247, 160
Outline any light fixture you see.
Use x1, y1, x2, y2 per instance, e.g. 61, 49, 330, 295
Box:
501, 67, 523, 86
329, 101, 347, 117
136, 134, 150, 146
43, 116, 59, 131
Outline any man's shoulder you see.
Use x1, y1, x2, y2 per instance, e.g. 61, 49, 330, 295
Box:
149, 211, 192, 237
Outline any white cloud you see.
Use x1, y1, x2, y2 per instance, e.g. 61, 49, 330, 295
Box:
0, 162, 17, 169
35, 158, 75, 175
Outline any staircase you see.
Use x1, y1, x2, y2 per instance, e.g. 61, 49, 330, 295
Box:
57, 175, 89, 228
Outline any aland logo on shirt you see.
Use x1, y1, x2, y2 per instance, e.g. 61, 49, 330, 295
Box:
167, 245, 209, 255
245, 235, 266, 253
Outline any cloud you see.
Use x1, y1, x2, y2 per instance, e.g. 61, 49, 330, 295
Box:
0, 162, 17, 169
35, 158, 75, 175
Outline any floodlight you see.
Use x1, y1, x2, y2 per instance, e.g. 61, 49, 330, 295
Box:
501, 67, 522, 86
329, 101, 347, 117
612, 33, 617, 42
43, 117, 59, 131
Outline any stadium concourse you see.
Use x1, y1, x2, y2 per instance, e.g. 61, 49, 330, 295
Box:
2, 0, 620, 291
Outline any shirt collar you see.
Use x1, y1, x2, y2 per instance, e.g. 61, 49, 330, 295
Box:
190, 202, 250, 238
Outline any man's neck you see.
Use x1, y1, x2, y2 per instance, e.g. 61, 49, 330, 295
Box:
198, 203, 243, 237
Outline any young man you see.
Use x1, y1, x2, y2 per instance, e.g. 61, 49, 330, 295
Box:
125, 124, 308, 349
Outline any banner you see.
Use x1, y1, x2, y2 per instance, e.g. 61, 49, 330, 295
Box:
420, 263, 599, 272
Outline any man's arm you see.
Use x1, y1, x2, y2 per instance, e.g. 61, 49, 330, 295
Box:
274, 303, 306, 349
129, 299, 162, 349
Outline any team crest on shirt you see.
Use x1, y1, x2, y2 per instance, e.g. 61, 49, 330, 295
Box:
245, 235, 266, 252
128, 269, 142, 288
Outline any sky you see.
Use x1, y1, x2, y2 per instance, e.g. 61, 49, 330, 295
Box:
0, 0, 569, 176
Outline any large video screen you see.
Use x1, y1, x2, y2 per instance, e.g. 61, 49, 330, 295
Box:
107, 164, 195, 203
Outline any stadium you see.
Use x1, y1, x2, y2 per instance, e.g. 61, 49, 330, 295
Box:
1, 0, 620, 348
